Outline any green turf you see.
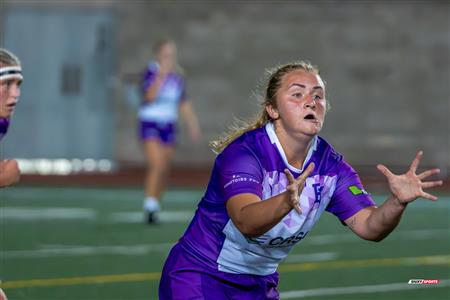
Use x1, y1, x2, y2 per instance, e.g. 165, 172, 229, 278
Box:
1, 187, 449, 300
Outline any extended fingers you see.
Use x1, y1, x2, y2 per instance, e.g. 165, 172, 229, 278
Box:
290, 193, 302, 214
418, 168, 440, 180
284, 168, 303, 214
421, 191, 438, 201
409, 150, 423, 173
299, 163, 315, 182
376, 164, 394, 178
284, 169, 296, 184
421, 180, 443, 189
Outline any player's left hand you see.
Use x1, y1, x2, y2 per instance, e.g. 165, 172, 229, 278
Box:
377, 151, 443, 205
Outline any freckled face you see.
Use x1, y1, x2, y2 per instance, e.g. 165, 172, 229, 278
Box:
267, 70, 326, 138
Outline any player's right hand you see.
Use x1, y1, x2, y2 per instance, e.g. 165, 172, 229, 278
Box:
284, 162, 315, 214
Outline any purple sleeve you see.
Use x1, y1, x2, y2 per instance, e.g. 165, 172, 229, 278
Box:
141, 63, 158, 92
326, 160, 376, 221
216, 144, 264, 201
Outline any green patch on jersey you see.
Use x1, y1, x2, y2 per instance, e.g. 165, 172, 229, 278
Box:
348, 185, 367, 195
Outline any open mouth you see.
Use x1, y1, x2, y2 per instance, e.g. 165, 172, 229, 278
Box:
304, 114, 316, 120
6, 104, 16, 112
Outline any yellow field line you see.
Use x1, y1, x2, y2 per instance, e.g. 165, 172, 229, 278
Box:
1, 255, 449, 290
0, 273, 160, 289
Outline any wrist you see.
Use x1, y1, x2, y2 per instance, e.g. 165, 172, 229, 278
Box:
282, 191, 297, 212
392, 196, 408, 208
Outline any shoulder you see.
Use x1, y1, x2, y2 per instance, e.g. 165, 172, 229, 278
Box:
224, 126, 268, 156
216, 127, 267, 174
316, 136, 360, 180
218, 137, 259, 167
315, 136, 344, 165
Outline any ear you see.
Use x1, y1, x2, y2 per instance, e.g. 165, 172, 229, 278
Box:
266, 104, 280, 120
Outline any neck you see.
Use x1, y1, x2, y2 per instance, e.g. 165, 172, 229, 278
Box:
273, 123, 315, 169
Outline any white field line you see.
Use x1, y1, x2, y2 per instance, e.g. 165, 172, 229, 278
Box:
108, 211, 194, 223
1, 243, 175, 259
0, 187, 202, 203
280, 279, 450, 298
1, 207, 96, 220
0, 207, 193, 222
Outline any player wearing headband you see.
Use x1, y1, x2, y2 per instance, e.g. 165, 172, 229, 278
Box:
0, 48, 23, 188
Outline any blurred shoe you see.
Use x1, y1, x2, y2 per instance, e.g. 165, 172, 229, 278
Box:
147, 210, 159, 224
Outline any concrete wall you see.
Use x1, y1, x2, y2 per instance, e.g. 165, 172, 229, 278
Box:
3, 0, 449, 174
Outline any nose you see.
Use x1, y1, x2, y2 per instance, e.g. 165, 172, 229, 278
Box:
304, 95, 316, 109
10, 84, 21, 99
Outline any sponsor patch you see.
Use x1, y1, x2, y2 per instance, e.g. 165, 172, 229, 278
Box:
348, 185, 368, 195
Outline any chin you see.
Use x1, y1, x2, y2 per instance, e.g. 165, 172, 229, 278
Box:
303, 125, 322, 136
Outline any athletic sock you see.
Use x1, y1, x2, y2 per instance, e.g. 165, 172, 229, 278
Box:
143, 197, 160, 212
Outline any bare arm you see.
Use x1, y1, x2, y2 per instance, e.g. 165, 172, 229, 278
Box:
179, 100, 201, 141
143, 72, 166, 102
345, 151, 442, 241
0, 159, 21, 188
226, 163, 315, 237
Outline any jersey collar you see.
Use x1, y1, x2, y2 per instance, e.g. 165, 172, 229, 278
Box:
265, 122, 317, 174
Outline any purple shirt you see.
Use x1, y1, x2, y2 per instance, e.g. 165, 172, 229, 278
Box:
0, 118, 10, 142
138, 61, 187, 123
178, 122, 375, 275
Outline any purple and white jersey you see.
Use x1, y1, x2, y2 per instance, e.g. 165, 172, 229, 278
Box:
0, 118, 10, 142
178, 122, 375, 276
138, 61, 187, 123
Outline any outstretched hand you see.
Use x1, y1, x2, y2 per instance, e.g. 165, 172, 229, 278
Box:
284, 162, 315, 214
377, 151, 442, 205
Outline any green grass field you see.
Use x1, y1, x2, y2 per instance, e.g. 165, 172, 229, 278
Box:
1, 186, 449, 300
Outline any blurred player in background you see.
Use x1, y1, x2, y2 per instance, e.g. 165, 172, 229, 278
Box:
0, 48, 22, 188
139, 38, 201, 223
158, 61, 443, 299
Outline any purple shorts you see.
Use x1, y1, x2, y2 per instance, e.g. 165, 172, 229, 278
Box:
139, 120, 176, 145
159, 243, 279, 300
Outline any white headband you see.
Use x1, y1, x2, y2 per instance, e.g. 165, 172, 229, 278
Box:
0, 66, 23, 81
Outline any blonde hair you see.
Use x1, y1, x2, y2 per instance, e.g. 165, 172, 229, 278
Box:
210, 61, 322, 154
0, 48, 21, 67
152, 37, 184, 76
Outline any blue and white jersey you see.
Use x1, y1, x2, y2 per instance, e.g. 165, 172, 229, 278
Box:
178, 122, 375, 276
138, 61, 187, 124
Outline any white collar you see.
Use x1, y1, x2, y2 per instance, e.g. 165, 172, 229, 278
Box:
265, 122, 317, 173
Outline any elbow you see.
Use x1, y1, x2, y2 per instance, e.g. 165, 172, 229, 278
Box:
236, 224, 257, 238
367, 237, 384, 243
234, 221, 263, 238
362, 233, 387, 243
243, 231, 263, 239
